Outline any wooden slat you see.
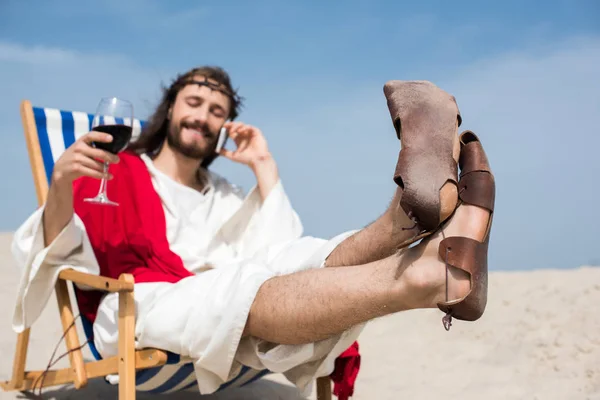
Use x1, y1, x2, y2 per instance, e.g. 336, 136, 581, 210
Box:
6, 329, 30, 389
2, 366, 73, 392
55, 280, 87, 389
118, 274, 136, 399
20, 100, 49, 206
59, 269, 134, 292
23, 367, 73, 390
0, 349, 168, 392
86, 349, 168, 379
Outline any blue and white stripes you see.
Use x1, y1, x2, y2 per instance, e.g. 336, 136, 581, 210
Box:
32, 106, 145, 183
130, 362, 270, 394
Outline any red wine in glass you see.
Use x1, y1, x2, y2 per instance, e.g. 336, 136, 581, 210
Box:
91, 124, 133, 154
84, 98, 134, 206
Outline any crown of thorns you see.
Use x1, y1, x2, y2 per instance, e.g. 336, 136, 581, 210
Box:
179, 76, 242, 105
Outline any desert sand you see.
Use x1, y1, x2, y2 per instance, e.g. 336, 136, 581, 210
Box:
0, 231, 599, 399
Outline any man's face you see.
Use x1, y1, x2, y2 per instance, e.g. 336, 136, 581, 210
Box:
166, 76, 231, 160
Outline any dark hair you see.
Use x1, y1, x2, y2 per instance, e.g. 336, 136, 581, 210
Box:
127, 65, 243, 168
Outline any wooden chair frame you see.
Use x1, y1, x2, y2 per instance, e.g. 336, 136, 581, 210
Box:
1, 100, 332, 399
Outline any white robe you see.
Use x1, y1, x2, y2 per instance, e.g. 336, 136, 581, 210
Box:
11, 154, 363, 395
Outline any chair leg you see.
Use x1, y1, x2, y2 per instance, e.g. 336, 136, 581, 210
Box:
55, 280, 88, 388
316, 376, 332, 400
5, 328, 30, 389
118, 274, 136, 400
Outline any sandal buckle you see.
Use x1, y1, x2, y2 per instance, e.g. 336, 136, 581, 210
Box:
442, 312, 453, 331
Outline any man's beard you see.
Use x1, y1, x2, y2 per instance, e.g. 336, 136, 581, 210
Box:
166, 120, 217, 160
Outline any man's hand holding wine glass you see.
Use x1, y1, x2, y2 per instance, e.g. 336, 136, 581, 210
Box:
42, 97, 133, 246
51, 131, 120, 186
43, 130, 119, 246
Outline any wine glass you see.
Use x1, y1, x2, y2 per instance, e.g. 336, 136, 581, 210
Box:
83, 97, 134, 206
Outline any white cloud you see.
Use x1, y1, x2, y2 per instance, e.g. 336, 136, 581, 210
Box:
33, 0, 210, 30
159, 6, 209, 27
0, 41, 172, 229
0, 41, 169, 118
0, 43, 80, 65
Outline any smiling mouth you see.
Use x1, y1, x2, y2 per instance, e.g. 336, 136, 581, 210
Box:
184, 126, 213, 139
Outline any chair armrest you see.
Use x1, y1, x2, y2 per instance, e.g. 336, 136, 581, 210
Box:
58, 269, 134, 292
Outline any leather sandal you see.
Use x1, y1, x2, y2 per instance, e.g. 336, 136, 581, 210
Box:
383, 80, 462, 248
436, 130, 495, 330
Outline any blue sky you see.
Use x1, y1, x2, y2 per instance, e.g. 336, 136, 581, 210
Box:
0, 0, 599, 270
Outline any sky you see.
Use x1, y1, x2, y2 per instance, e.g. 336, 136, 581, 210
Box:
0, 0, 599, 270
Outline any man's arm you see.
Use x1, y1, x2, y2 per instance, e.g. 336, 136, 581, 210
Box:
215, 121, 303, 257
250, 154, 279, 202
43, 179, 74, 247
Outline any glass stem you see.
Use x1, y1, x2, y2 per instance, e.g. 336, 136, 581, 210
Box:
97, 162, 109, 196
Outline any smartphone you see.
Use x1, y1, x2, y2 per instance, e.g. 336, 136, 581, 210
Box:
215, 126, 228, 153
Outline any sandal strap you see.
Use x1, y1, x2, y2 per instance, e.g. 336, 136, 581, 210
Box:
460, 140, 491, 176
459, 171, 495, 213
438, 236, 489, 321
458, 131, 496, 213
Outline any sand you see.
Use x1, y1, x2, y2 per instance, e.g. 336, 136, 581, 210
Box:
1, 231, 599, 399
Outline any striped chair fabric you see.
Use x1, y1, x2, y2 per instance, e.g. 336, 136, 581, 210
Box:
32, 105, 271, 394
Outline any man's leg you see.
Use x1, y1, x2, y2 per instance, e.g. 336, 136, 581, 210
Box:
244, 199, 489, 345
323, 187, 419, 267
